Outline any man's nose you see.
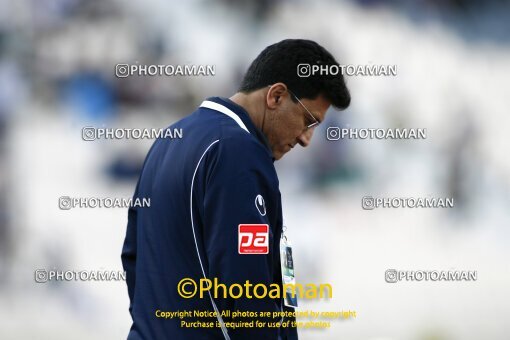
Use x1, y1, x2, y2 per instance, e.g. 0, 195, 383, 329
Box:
297, 128, 314, 147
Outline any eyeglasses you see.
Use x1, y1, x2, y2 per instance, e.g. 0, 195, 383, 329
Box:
267, 85, 320, 130
287, 88, 320, 130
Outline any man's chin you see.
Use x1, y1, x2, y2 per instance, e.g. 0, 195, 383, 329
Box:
272, 144, 294, 160
273, 150, 289, 161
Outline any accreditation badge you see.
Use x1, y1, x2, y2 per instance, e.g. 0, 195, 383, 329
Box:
280, 233, 298, 308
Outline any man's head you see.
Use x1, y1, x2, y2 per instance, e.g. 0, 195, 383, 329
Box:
235, 39, 350, 160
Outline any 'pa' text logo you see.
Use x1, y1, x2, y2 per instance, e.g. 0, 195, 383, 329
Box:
238, 224, 269, 254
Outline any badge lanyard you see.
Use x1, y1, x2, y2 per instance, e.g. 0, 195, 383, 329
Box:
280, 220, 298, 308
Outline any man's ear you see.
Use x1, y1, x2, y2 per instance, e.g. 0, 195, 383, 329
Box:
266, 83, 288, 109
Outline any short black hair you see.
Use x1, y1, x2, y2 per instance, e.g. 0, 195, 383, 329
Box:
239, 39, 350, 110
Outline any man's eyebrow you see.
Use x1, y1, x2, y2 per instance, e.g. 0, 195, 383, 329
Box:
311, 112, 322, 124
303, 106, 321, 124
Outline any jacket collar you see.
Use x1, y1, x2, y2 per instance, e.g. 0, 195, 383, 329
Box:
203, 97, 274, 161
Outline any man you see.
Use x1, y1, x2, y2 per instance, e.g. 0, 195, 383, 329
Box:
121, 39, 350, 340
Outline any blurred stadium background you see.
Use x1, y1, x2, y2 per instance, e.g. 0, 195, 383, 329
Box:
1, 0, 509, 339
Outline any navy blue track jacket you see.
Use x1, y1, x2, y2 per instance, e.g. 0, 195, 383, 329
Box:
121, 97, 298, 339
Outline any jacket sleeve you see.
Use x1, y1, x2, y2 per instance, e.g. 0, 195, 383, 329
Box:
121, 142, 158, 316
121, 182, 139, 315
200, 137, 282, 340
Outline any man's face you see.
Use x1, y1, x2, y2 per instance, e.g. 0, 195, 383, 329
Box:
265, 84, 331, 160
